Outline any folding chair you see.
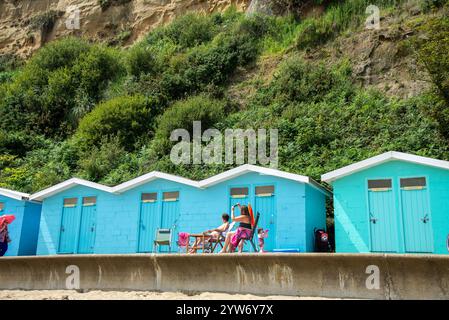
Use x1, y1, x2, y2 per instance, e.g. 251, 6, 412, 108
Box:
210, 221, 236, 253
240, 212, 260, 252
153, 228, 173, 253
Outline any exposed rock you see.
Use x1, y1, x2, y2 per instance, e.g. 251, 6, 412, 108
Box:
304, 13, 431, 99
0, 0, 251, 58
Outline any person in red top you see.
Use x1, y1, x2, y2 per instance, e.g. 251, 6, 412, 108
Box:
0, 219, 11, 256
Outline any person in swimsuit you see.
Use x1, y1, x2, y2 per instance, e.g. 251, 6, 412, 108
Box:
189, 213, 230, 253
219, 204, 252, 253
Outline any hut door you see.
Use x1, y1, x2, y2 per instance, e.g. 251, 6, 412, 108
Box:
58, 198, 79, 254
229, 187, 250, 251
367, 179, 399, 252
255, 186, 276, 251
159, 191, 180, 252
138, 193, 159, 253
400, 177, 433, 253
77, 197, 97, 254
230, 187, 249, 214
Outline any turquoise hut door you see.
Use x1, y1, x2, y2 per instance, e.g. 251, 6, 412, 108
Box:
400, 177, 433, 253
255, 185, 276, 251
58, 198, 79, 254
77, 197, 97, 254
230, 187, 249, 214
229, 187, 250, 251
367, 179, 399, 252
138, 193, 159, 253
159, 191, 180, 252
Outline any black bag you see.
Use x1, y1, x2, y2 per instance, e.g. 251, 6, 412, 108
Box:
314, 228, 330, 252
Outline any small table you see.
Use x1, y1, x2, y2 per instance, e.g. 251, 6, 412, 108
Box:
189, 233, 213, 253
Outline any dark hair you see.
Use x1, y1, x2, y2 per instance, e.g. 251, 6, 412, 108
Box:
222, 213, 230, 222
240, 205, 249, 216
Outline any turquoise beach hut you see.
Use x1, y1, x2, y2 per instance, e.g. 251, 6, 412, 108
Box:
321, 151, 449, 254
31, 165, 330, 255
0, 188, 42, 256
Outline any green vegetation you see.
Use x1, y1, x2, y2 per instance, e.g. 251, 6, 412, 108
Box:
413, 16, 449, 136
0, 1, 448, 197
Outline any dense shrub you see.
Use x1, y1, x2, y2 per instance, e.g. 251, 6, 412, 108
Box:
155, 94, 228, 140
126, 45, 157, 78
75, 95, 158, 151
146, 13, 217, 50
77, 136, 128, 182
0, 38, 124, 136
295, 0, 401, 50
259, 57, 353, 106
414, 16, 449, 136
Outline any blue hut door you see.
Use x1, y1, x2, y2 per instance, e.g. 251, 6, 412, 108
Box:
138, 193, 159, 253
400, 177, 433, 253
77, 197, 97, 254
229, 187, 250, 251
58, 198, 79, 254
255, 185, 276, 251
230, 187, 249, 214
159, 191, 180, 252
367, 179, 399, 252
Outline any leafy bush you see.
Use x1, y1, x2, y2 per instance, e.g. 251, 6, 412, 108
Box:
125, 45, 157, 78
155, 94, 228, 140
75, 95, 158, 151
77, 136, 128, 182
0, 38, 124, 136
146, 13, 217, 50
0, 54, 23, 73
296, 0, 401, 50
260, 56, 353, 105
414, 16, 449, 135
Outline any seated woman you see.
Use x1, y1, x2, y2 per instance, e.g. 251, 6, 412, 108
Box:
189, 213, 230, 253
219, 204, 252, 253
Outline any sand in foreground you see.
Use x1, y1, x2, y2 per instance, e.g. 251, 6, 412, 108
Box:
0, 290, 342, 300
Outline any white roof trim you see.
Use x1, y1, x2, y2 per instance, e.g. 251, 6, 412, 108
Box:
200, 164, 306, 186
112, 171, 200, 193
199, 164, 330, 195
30, 165, 331, 200
321, 151, 449, 183
0, 187, 30, 201
30, 178, 114, 201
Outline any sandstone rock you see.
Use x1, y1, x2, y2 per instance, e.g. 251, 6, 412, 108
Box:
0, 0, 251, 57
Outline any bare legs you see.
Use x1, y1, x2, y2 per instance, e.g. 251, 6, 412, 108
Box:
219, 231, 235, 253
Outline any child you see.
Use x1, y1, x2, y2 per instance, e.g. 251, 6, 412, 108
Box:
257, 228, 269, 253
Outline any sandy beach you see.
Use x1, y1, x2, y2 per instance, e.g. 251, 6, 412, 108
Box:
0, 290, 339, 300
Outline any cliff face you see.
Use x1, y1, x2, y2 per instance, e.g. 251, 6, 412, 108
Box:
0, 0, 250, 57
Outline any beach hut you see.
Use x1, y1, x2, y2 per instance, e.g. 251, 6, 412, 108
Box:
31, 165, 330, 255
0, 188, 42, 256
321, 151, 449, 254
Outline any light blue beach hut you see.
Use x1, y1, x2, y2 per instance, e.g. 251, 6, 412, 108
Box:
322, 151, 449, 254
0, 188, 42, 256
32, 165, 331, 255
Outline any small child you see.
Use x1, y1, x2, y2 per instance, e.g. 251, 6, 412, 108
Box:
257, 228, 269, 253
